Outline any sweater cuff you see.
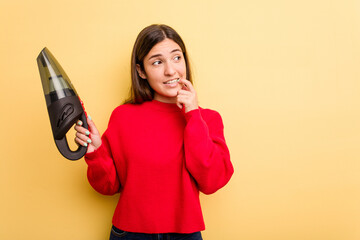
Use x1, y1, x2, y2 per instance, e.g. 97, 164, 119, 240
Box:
184, 108, 201, 122
84, 143, 104, 161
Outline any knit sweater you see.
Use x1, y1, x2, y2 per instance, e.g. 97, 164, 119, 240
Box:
84, 100, 234, 234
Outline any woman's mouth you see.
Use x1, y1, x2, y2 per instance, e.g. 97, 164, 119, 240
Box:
164, 78, 180, 85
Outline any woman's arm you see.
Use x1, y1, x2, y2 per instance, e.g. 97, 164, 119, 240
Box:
184, 109, 234, 194
75, 113, 121, 195
84, 131, 121, 195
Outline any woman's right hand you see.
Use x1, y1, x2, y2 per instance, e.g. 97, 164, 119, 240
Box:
74, 115, 102, 154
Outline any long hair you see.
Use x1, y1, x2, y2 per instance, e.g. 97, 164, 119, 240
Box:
125, 24, 192, 104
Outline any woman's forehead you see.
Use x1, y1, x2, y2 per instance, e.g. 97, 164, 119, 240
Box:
147, 38, 182, 58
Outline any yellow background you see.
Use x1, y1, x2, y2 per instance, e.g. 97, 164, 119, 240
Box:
1, 0, 360, 239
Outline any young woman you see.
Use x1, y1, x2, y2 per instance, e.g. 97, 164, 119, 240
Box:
75, 24, 234, 240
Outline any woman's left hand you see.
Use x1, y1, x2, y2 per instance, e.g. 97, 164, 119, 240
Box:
176, 78, 198, 113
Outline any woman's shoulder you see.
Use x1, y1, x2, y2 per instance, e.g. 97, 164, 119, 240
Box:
113, 102, 137, 113
108, 103, 141, 121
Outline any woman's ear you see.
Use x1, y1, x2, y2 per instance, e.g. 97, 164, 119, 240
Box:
136, 64, 147, 79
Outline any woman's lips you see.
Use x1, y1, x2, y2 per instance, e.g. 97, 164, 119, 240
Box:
164, 78, 180, 84
163, 78, 180, 88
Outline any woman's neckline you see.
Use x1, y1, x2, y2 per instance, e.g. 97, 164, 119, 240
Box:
145, 99, 181, 112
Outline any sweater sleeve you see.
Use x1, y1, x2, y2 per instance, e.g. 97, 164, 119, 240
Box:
184, 109, 234, 195
84, 111, 121, 196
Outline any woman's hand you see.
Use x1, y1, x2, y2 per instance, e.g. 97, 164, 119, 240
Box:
176, 79, 198, 113
74, 115, 102, 154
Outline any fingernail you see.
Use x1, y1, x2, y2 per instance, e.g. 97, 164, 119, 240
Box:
87, 139, 92, 143
88, 115, 92, 121
83, 143, 88, 147
85, 130, 90, 136
77, 120, 83, 126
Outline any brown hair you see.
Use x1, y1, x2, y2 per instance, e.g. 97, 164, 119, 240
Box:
125, 24, 192, 104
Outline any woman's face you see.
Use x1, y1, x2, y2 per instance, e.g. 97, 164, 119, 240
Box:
137, 38, 187, 103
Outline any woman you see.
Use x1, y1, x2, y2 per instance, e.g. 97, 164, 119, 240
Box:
75, 24, 234, 240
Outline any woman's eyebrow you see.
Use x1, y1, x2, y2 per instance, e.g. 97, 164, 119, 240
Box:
171, 48, 182, 53
148, 49, 182, 60
148, 54, 162, 60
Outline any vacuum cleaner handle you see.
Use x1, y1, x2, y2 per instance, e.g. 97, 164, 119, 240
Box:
54, 112, 88, 160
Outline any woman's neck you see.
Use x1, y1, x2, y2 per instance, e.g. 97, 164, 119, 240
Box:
153, 94, 177, 104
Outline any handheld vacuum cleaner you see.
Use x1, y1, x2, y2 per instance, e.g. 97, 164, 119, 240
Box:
37, 48, 88, 160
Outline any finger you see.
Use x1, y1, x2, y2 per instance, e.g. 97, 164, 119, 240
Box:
179, 79, 195, 93
86, 115, 100, 135
176, 92, 184, 108
176, 102, 183, 109
177, 97, 191, 107
75, 136, 89, 147
76, 131, 92, 145
177, 89, 192, 96
181, 83, 189, 91
74, 124, 90, 135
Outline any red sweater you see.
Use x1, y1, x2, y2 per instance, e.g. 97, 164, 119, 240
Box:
85, 100, 233, 234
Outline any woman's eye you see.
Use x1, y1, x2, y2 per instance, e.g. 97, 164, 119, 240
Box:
174, 56, 181, 61
152, 60, 162, 65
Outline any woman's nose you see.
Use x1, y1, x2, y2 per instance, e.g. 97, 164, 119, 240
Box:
164, 62, 176, 76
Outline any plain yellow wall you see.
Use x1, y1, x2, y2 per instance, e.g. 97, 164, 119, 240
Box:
1, 0, 360, 239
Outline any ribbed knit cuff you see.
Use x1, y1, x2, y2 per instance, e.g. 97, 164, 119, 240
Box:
84, 143, 104, 161
184, 108, 201, 122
